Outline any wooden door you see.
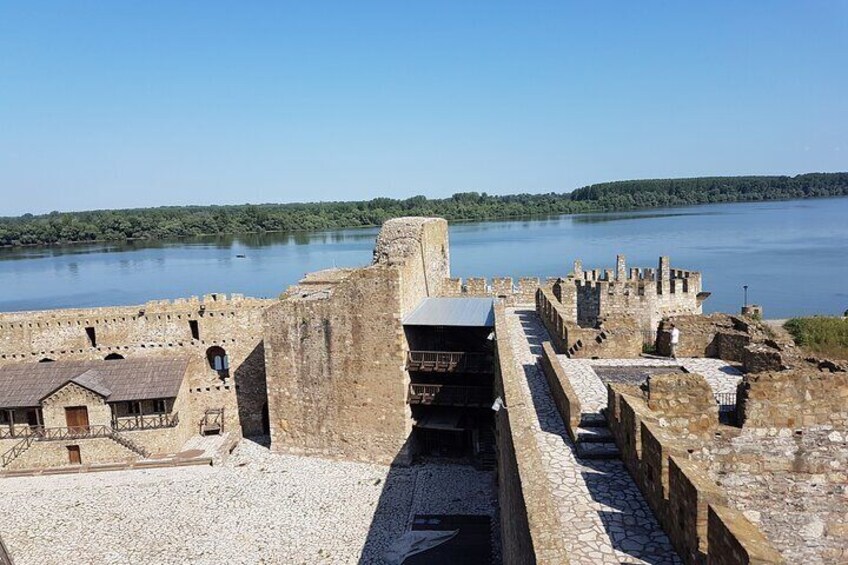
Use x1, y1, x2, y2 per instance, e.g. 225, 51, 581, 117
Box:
67, 445, 81, 465
65, 406, 90, 431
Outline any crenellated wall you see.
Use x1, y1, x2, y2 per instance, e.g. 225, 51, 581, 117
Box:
0, 294, 271, 438
439, 276, 540, 305
536, 286, 642, 359
571, 255, 706, 331
606, 377, 784, 564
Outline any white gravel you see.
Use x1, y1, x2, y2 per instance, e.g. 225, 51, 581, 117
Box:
0, 439, 498, 565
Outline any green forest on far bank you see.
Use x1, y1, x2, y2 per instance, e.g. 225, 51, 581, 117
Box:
2, 172, 846, 247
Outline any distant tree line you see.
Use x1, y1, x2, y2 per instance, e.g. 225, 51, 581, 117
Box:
1, 172, 846, 247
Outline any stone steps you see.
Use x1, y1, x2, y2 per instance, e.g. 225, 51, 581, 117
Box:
575, 410, 621, 460
576, 426, 613, 443
575, 441, 621, 460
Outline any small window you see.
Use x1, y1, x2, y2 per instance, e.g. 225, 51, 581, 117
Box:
154, 399, 167, 414
189, 320, 200, 340
85, 326, 97, 347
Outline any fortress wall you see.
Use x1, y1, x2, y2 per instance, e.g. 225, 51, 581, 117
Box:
738, 369, 848, 429
493, 303, 569, 564
606, 382, 783, 564
0, 296, 271, 437
572, 256, 704, 331
536, 288, 642, 359
263, 266, 409, 464
263, 217, 450, 464
538, 342, 581, 442
438, 276, 540, 305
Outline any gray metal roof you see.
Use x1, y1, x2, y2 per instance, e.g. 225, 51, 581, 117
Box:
0, 358, 190, 408
403, 298, 495, 328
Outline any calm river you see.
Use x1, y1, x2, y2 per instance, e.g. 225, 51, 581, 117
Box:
1, 198, 847, 318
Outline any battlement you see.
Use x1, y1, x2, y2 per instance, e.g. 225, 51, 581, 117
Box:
0, 293, 272, 325
439, 276, 541, 306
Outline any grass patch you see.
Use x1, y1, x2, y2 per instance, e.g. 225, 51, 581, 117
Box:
784, 317, 848, 359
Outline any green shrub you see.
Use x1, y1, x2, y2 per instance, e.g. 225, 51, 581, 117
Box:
784, 317, 848, 358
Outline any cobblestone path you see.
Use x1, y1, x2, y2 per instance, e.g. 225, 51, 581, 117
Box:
505, 308, 681, 565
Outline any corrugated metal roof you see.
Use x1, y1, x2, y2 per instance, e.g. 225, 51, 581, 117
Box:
0, 358, 189, 408
404, 298, 495, 328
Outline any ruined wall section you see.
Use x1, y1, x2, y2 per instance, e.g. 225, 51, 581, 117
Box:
0, 294, 271, 437
264, 217, 450, 464
373, 216, 450, 317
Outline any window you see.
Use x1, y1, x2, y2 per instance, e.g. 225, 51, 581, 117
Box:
0, 411, 9, 426
154, 399, 167, 414
85, 326, 97, 347
127, 401, 142, 416
189, 320, 200, 340
206, 346, 229, 372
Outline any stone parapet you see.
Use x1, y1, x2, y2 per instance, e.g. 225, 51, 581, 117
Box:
538, 342, 581, 442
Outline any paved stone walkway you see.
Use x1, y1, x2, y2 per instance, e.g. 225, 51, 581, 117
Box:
557, 356, 743, 414
505, 308, 681, 564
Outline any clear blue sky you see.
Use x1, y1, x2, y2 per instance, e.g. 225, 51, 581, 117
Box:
1, 1, 846, 216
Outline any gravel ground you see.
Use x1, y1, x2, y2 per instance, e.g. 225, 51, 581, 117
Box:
0, 439, 498, 565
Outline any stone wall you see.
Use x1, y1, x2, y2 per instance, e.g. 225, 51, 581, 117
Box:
656, 314, 758, 360
538, 342, 581, 442
264, 217, 449, 465
493, 303, 569, 564
606, 381, 783, 564
0, 295, 270, 438
738, 369, 848, 429
440, 276, 540, 306
645, 373, 718, 440
5, 437, 139, 470
41, 382, 113, 428
572, 256, 705, 331
536, 287, 642, 359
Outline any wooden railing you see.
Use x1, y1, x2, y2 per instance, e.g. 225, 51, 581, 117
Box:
0, 434, 37, 468
0, 424, 157, 468
112, 412, 179, 432
0, 426, 41, 440
408, 383, 492, 407
406, 351, 494, 373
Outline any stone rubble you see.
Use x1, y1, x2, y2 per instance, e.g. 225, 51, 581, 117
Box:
0, 439, 499, 565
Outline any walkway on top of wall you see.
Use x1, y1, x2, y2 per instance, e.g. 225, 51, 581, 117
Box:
503, 308, 682, 565
555, 357, 743, 416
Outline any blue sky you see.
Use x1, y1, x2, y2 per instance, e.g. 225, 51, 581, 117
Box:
1, 1, 846, 215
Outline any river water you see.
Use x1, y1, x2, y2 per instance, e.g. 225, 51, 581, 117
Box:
1, 198, 846, 318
